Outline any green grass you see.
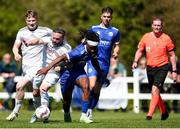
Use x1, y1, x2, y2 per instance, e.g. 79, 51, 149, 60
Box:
0, 109, 180, 128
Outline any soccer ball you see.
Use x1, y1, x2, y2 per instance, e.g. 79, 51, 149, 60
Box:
35, 105, 50, 120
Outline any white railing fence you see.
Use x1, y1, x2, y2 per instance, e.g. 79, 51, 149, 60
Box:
0, 72, 178, 113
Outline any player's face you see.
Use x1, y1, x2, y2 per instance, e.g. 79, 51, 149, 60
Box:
152, 20, 163, 34
26, 16, 38, 31
100, 12, 112, 27
52, 32, 64, 46
86, 44, 97, 55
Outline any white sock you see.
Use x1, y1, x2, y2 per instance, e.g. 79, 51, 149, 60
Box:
81, 112, 87, 117
13, 99, 22, 113
41, 91, 49, 107
87, 109, 92, 115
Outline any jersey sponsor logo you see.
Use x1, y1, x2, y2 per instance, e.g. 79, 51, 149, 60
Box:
99, 40, 111, 46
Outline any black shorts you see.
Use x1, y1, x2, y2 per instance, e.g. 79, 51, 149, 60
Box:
147, 64, 169, 88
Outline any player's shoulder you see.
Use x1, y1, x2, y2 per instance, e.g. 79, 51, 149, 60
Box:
63, 42, 72, 50
142, 32, 152, 38
111, 26, 119, 31
38, 26, 52, 32
162, 33, 172, 40
18, 26, 28, 32
74, 43, 85, 53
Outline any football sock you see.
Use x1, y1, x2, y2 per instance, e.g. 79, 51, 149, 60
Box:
147, 95, 159, 116
63, 101, 71, 114
41, 91, 49, 107
158, 95, 166, 114
33, 96, 41, 109
82, 100, 89, 113
13, 99, 22, 113
88, 90, 100, 109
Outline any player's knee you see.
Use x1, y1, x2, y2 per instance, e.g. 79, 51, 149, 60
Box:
40, 86, 48, 94
82, 91, 89, 101
16, 85, 23, 92
33, 89, 40, 97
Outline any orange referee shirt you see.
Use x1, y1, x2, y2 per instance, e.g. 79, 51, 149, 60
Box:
138, 32, 175, 67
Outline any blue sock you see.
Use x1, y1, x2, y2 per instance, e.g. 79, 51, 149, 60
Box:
88, 90, 94, 109
88, 90, 100, 109
82, 100, 89, 113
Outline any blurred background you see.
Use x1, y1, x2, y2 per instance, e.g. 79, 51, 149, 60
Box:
0, 0, 179, 74
0, 0, 179, 112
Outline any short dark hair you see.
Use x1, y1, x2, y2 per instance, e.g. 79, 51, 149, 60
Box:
25, 10, 38, 18
152, 17, 163, 26
101, 6, 113, 14
53, 28, 66, 37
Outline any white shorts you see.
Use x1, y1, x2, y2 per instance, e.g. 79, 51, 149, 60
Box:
41, 70, 60, 87
22, 65, 44, 89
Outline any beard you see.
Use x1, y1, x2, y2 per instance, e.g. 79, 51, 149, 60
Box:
28, 25, 38, 31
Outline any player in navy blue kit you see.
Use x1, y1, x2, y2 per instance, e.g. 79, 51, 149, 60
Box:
37, 30, 106, 123
86, 7, 120, 121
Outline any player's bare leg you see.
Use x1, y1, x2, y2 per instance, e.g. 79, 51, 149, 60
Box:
87, 76, 100, 120
6, 77, 29, 121
62, 87, 73, 122
77, 77, 93, 123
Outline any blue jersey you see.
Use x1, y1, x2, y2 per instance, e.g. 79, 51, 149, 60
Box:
60, 43, 94, 93
87, 24, 120, 77
90, 24, 120, 70
67, 44, 92, 69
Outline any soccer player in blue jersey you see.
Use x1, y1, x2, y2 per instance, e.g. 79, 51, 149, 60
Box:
36, 30, 105, 123
86, 7, 120, 121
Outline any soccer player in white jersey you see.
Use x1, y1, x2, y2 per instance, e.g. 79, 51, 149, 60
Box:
28, 28, 71, 123
6, 10, 52, 121
86, 7, 120, 121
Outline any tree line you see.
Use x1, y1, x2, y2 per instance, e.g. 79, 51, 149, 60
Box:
0, 0, 179, 74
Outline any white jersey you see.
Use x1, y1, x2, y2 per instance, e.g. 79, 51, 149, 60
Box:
42, 40, 71, 87
15, 26, 52, 67
45, 40, 72, 66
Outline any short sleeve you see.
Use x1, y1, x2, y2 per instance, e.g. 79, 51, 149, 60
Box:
67, 45, 84, 61
138, 35, 146, 51
15, 31, 22, 44
113, 31, 120, 44
166, 36, 175, 52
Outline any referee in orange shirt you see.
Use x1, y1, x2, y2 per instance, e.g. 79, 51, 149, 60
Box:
132, 17, 177, 120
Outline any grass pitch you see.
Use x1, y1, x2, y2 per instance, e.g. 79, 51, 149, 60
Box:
0, 109, 180, 128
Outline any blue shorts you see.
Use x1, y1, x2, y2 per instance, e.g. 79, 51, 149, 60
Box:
86, 61, 109, 84
60, 68, 87, 93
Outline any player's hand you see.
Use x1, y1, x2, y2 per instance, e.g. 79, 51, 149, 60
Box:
36, 67, 49, 76
102, 78, 110, 87
172, 72, 177, 82
14, 54, 22, 62
54, 66, 61, 72
132, 62, 138, 70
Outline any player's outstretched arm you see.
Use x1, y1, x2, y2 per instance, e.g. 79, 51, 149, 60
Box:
36, 54, 67, 75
